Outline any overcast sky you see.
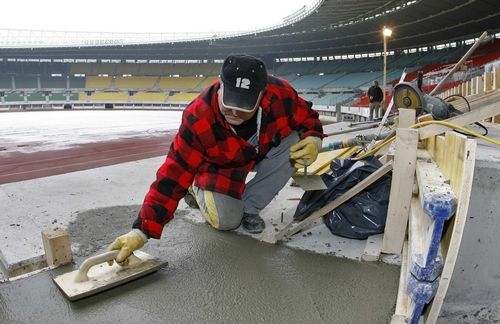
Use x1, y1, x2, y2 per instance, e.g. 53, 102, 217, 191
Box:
0, 0, 315, 34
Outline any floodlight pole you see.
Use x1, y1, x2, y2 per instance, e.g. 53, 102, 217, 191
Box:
383, 34, 387, 109
382, 27, 392, 111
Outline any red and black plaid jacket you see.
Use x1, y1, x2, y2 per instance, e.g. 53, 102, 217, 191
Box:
133, 76, 324, 239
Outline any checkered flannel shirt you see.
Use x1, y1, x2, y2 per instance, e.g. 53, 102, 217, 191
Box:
133, 76, 324, 238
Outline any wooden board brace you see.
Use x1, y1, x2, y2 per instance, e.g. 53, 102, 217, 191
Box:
382, 127, 419, 254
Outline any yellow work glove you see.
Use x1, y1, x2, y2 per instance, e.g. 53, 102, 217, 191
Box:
107, 229, 147, 265
289, 136, 322, 169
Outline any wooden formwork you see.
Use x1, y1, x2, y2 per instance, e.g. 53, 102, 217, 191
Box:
391, 132, 476, 323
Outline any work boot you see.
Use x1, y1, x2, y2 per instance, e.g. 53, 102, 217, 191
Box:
242, 213, 265, 233
184, 188, 199, 209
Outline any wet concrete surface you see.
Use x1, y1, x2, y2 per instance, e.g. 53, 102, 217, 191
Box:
0, 205, 400, 324
437, 302, 500, 324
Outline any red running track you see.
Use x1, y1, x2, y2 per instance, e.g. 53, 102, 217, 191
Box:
0, 134, 174, 185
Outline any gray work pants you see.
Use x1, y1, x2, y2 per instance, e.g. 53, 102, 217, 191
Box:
192, 131, 298, 230
369, 101, 381, 120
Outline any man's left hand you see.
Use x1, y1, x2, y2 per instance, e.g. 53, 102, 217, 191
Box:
289, 136, 321, 168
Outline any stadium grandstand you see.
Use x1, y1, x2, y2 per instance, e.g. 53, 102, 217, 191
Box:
0, 0, 499, 117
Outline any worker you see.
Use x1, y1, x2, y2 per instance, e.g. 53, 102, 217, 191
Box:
107, 54, 325, 264
367, 80, 384, 120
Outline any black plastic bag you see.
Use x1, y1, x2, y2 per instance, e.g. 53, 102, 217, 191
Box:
293, 157, 392, 239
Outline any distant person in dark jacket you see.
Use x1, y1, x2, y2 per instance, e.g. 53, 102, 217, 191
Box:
367, 80, 384, 120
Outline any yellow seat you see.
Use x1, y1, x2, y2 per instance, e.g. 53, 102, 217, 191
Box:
167, 93, 199, 102
131, 92, 167, 101
86, 76, 112, 88
197, 76, 219, 90
114, 76, 157, 89
159, 77, 203, 90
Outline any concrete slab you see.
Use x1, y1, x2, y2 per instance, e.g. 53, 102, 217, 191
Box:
0, 215, 400, 324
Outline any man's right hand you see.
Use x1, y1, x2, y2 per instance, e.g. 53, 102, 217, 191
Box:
107, 229, 148, 265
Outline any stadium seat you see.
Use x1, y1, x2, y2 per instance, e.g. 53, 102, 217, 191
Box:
290, 74, 344, 89
159, 77, 203, 90
196, 76, 218, 90
85, 76, 113, 88
49, 93, 68, 101
114, 76, 157, 89
27, 93, 46, 101
4, 93, 24, 102
131, 92, 167, 101
167, 92, 199, 102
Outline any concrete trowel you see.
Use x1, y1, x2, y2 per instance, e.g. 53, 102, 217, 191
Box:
292, 162, 327, 191
53, 250, 167, 301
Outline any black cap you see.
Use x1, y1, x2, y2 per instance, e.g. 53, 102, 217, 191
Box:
220, 55, 267, 111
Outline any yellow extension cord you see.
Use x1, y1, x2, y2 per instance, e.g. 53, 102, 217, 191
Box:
357, 120, 500, 160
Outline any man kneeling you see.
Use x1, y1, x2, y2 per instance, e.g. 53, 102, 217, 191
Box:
108, 55, 324, 263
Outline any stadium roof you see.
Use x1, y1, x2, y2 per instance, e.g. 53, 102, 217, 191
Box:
1, 0, 499, 61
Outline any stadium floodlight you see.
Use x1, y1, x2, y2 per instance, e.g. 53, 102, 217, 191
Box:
383, 27, 393, 37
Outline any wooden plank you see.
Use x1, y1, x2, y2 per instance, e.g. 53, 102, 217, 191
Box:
444, 132, 465, 189
273, 161, 394, 241
377, 153, 393, 164
41, 228, 72, 267
435, 136, 446, 167
424, 133, 477, 323
295, 148, 348, 176
494, 67, 500, 90
398, 108, 416, 128
338, 145, 360, 158
314, 146, 359, 175
475, 76, 484, 95
484, 71, 492, 92
392, 241, 410, 323
418, 100, 500, 140
361, 234, 384, 262
382, 129, 419, 254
